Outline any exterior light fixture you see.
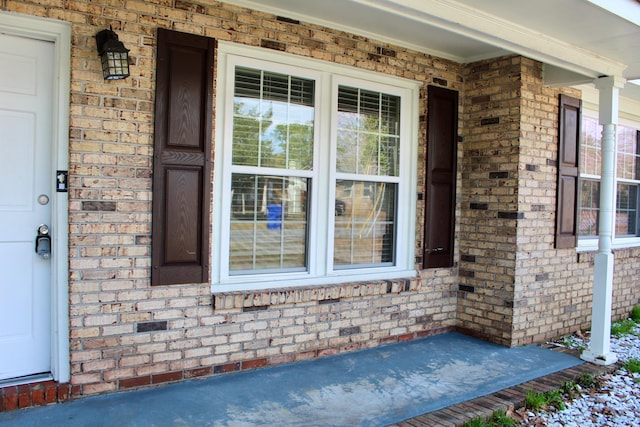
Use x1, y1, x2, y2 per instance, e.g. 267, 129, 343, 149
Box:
95, 27, 130, 80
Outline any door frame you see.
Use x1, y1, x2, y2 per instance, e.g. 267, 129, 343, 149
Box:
0, 11, 71, 383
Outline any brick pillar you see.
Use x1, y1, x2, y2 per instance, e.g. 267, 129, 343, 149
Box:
460, 55, 588, 347
458, 55, 523, 346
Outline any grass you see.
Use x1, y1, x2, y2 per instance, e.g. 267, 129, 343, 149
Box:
489, 411, 517, 427
525, 388, 567, 411
611, 318, 637, 337
577, 373, 597, 389
524, 390, 547, 411
462, 410, 516, 427
544, 389, 567, 411
560, 380, 580, 399
462, 418, 485, 427
621, 358, 640, 373
559, 335, 587, 352
632, 305, 640, 322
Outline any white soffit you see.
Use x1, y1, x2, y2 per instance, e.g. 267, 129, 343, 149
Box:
587, 0, 640, 27
374, 0, 626, 77
222, 0, 627, 78
222, 0, 504, 62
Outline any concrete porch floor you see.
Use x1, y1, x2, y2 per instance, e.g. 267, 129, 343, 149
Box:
0, 332, 592, 427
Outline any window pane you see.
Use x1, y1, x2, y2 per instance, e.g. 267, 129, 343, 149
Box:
616, 126, 639, 180
229, 174, 309, 273
360, 90, 381, 132
616, 183, 638, 236
381, 136, 399, 176
233, 67, 315, 170
579, 179, 599, 237
334, 181, 396, 267
336, 128, 358, 174
269, 115, 314, 170
580, 116, 601, 176
336, 86, 400, 176
232, 114, 262, 167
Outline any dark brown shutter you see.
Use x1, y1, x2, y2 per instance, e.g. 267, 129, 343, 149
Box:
423, 85, 458, 268
152, 29, 214, 285
555, 94, 581, 249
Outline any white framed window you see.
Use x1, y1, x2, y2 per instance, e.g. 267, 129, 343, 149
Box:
212, 43, 419, 291
578, 110, 640, 248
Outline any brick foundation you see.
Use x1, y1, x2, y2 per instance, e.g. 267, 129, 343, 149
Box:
0, 381, 74, 413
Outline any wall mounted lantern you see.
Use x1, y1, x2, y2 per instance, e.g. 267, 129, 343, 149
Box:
95, 27, 130, 80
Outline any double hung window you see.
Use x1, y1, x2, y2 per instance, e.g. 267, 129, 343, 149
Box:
213, 43, 418, 290
579, 112, 640, 244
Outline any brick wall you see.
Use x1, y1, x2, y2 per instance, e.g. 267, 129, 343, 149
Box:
458, 55, 523, 345
458, 55, 640, 347
510, 59, 640, 346
511, 58, 589, 345
2, 0, 460, 402
2, 0, 639, 409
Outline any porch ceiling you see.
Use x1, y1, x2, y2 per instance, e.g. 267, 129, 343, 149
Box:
222, 0, 640, 103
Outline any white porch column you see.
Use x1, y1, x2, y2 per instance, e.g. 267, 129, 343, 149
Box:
581, 75, 625, 365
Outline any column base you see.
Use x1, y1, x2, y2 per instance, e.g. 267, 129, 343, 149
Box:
580, 350, 618, 365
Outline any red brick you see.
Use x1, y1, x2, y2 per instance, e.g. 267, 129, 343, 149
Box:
398, 333, 415, 342
31, 387, 45, 406
214, 362, 240, 374
44, 382, 58, 404
379, 336, 398, 345
295, 350, 316, 361
317, 347, 339, 357
120, 375, 151, 389
58, 384, 70, 402
4, 386, 18, 411
152, 371, 182, 384
18, 385, 30, 408
242, 358, 267, 370
417, 327, 452, 338
184, 367, 212, 379
267, 354, 294, 366
339, 343, 360, 353
71, 385, 82, 397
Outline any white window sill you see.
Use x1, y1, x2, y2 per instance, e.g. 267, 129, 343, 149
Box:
577, 238, 640, 253
211, 268, 418, 293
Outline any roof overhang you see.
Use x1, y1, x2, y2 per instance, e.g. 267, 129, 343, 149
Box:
222, 0, 640, 103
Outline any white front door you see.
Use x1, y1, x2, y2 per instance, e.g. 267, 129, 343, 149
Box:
0, 33, 54, 381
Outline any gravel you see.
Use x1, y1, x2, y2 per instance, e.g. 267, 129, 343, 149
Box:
518, 324, 640, 426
